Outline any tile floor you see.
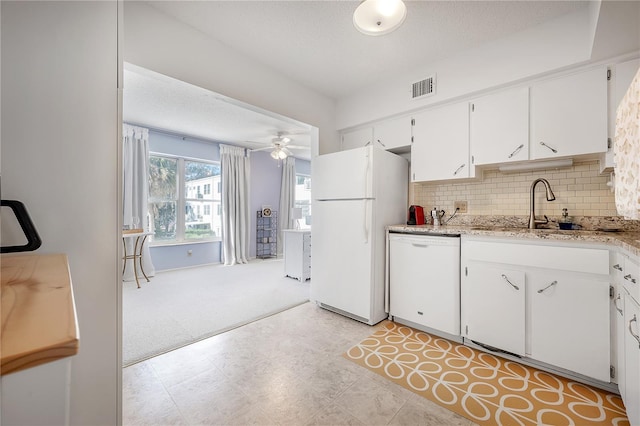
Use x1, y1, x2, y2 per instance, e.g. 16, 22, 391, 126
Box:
123, 302, 477, 425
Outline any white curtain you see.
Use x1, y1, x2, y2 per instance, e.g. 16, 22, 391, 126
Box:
123, 123, 155, 280
278, 157, 296, 255
220, 144, 250, 265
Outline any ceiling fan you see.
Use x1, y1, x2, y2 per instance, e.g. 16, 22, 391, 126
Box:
248, 132, 308, 160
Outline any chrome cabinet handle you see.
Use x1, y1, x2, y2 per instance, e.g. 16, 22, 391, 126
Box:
614, 294, 623, 316
537, 280, 558, 294
624, 274, 637, 284
501, 274, 520, 290
453, 164, 466, 176
613, 264, 623, 271
540, 141, 558, 153
629, 314, 640, 349
508, 144, 524, 159
376, 139, 386, 148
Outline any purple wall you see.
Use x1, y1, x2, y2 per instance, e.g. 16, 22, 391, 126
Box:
249, 151, 283, 258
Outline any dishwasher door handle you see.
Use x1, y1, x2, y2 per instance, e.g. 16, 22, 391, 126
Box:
411, 243, 429, 248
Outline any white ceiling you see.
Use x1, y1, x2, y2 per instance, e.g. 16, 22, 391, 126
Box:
123, 64, 313, 158
124, 1, 590, 158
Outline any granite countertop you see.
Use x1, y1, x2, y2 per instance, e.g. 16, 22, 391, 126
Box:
388, 223, 640, 257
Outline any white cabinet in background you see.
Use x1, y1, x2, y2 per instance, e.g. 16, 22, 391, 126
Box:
374, 116, 411, 151
531, 66, 608, 160
283, 230, 311, 282
341, 127, 372, 151
623, 295, 640, 426
388, 234, 460, 336
463, 264, 525, 356
470, 86, 529, 166
411, 102, 473, 182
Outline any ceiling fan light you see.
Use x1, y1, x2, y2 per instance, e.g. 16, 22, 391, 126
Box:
277, 149, 288, 159
270, 150, 280, 160
353, 0, 407, 36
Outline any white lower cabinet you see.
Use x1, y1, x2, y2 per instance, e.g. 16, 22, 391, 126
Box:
463, 265, 525, 355
623, 295, 640, 426
614, 283, 627, 400
461, 238, 611, 382
530, 272, 611, 382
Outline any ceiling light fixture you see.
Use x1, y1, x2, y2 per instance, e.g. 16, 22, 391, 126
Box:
270, 148, 287, 160
353, 0, 407, 36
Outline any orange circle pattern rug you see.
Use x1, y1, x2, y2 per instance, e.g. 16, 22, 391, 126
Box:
344, 321, 629, 426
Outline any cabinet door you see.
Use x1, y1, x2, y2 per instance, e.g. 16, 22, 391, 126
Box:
341, 127, 373, 151
530, 273, 610, 382
603, 59, 640, 170
462, 264, 525, 356
470, 86, 529, 166
373, 116, 411, 151
531, 66, 608, 159
389, 236, 460, 335
624, 296, 640, 426
615, 284, 627, 399
411, 102, 472, 182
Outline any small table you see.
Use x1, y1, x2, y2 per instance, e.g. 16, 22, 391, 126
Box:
122, 230, 152, 288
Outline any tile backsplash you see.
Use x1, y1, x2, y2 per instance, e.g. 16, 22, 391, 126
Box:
411, 160, 617, 218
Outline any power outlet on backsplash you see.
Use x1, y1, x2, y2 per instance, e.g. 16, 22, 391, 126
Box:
454, 201, 468, 213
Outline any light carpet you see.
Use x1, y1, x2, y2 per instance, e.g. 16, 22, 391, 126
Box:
123, 258, 309, 366
345, 321, 629, 426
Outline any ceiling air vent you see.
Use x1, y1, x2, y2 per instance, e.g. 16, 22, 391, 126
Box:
411, 75, 436, 100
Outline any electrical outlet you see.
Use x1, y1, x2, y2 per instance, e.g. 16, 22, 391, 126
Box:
454, 201, 468, 213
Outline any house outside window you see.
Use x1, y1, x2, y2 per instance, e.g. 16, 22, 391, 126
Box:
148, 154, 221, 244
295, 174, 311, 229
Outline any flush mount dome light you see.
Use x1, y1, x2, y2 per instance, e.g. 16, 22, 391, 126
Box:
353, 0, 407, 36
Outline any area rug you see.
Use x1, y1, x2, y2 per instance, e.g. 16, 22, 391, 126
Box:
123, 259, 309, 366
344, 321, 629, 426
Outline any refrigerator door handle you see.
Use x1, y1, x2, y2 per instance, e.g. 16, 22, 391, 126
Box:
364, 147, 371, 198
363, 199, 369, 244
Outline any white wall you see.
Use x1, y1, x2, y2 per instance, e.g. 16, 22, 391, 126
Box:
123, 2, 338, 155
1, 2, 120, 425
335, 3, 636, 130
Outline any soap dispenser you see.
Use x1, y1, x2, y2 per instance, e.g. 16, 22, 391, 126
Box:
559, 208, 572, 230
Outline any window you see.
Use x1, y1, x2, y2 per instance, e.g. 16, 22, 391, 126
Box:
148, 155, 221, 244
295, 174, 311, 229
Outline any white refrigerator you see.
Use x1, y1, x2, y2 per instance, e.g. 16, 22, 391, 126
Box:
311, 145, 408, 325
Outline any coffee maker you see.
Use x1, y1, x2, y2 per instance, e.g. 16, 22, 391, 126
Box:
407, 205, 425, 225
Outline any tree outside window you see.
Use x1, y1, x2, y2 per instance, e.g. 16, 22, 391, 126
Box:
148, 155, 221, 243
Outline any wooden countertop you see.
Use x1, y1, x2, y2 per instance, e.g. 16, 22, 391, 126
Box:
1, 254, 79, 375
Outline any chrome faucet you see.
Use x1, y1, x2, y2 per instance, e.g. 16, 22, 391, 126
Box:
529, 178, 556, 229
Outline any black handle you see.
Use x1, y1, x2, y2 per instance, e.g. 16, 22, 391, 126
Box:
1, 200, 42, 253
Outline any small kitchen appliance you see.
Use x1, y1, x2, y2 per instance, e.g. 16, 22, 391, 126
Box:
431, 207, 445, 226
407, 205, 425, 225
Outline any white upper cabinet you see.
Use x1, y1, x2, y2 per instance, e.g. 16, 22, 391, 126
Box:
531, 66, 608, 160
470, 86, 530, 166
603, 59, 640, 171
373, 116, 412, 151
411, 101, 472, 182
341, 127, 372, 151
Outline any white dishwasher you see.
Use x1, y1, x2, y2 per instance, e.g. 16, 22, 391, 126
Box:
388, 233, 461, 336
